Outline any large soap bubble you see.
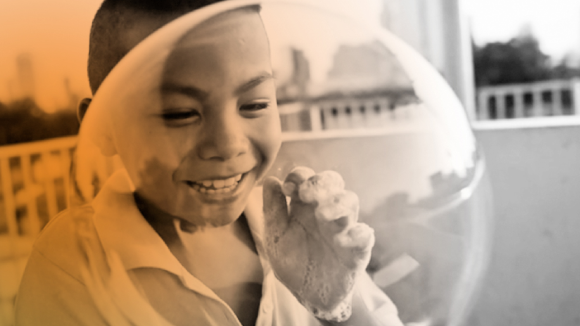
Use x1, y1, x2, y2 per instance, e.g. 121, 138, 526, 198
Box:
74, 1, 492, 325
260, 3, 493, 326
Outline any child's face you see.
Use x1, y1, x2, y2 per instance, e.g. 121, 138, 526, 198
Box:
112, 9, 281, 227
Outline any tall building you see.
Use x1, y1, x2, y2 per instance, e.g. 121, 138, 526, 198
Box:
16, 53, 36, 100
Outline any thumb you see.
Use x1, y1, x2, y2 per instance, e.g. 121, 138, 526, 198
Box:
262, 176, 290, 233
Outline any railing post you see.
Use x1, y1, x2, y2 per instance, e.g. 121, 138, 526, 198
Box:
60, 148, 72, 210
20, 155, 40, 236
513, 88, 524, 118
532, 89, 543, 117
380, 98, 391, 124
552, 84, 562, 116
0, 158, 18, 237
350, 100, 365, 129
309, 105, 322, 132
496, 91, 506, 119
477, 89, 489, 120
366, 100, 380, 128
41, 152, 59, 220
324, 104, 338, 130
572, 78, 580, 116
336, 103, 350, 129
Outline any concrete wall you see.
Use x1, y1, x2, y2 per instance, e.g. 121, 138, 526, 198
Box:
467, 122, 580, 326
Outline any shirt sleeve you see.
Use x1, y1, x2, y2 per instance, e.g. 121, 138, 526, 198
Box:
356, 272, 405, 326
14, 249, 108, 326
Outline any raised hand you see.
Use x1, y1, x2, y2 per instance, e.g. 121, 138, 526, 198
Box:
262, 167, 375, 322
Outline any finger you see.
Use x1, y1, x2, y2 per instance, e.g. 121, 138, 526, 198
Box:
315, 191, 359, 247
315, 190, 359, 231
335, 223, 375, 269
282, 166, 316, 197
335, 223, 375, 251
263, 176, 290, 233
298, 170, 345, 204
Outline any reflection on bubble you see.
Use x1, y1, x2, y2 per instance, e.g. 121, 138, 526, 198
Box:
264, 5, 490, 325
262, 3, 493, 325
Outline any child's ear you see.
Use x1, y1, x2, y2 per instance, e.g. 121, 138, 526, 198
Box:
77, 98, 92, 122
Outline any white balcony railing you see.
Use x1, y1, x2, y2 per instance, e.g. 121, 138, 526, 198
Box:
0, 136, 78, 237
0, 136, 78, 326
476, 79, 580, 120
278, 94, 422, 135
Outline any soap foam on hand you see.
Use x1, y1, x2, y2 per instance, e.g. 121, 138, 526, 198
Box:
262, 167, 376, 322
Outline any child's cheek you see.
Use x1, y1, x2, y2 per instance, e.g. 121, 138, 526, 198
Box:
133, 155, 178, 207
262, 111, 283, 160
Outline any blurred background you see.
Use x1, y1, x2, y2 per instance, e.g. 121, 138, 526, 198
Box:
1, 0, 580, 325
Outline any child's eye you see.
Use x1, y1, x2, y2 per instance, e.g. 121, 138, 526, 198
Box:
240, 102, 270, 112
161, 109, 200, 125
162, 111, 199, 119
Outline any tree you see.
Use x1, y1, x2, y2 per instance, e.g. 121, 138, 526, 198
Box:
473, 33, 551, 87
550, 54, 580, 80
0, 98, 79, 145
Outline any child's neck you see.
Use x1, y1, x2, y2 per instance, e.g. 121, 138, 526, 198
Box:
133, 193, 263, 285
134, 194, 264, 326
172, 216, 263, 286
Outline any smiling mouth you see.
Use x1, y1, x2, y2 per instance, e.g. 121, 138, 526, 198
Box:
187, 174, 244, 194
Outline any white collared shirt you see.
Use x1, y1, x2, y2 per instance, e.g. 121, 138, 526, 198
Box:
15, 171, 403, 326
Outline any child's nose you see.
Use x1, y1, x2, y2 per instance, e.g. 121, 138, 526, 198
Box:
196, 113, 248, 161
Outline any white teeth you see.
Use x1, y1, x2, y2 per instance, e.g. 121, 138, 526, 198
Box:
224, 178, 235, 187
192, 174, 243, 194
213, 179, 225, 188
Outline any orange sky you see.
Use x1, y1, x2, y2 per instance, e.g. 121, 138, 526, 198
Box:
0, 0, 383, 113
0, 0, 101, 112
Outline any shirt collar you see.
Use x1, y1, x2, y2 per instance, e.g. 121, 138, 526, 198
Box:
91, 169, 270, 276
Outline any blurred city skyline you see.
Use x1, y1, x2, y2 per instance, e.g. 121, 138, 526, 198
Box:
0, 0, 579, 112
0, 0, 101, 112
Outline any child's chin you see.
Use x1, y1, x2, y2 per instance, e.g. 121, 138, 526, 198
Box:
207, 213, 241, 227
178, 209, 242, 232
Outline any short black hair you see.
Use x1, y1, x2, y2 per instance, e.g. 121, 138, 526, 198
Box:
88, 0, 225, 94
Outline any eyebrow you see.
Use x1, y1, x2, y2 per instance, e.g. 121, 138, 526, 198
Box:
160, 72, 274, 100
234, 72, 274, 95
160, 83, 209, 101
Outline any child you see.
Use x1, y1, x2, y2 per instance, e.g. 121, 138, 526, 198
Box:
15, 1, 403, 325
